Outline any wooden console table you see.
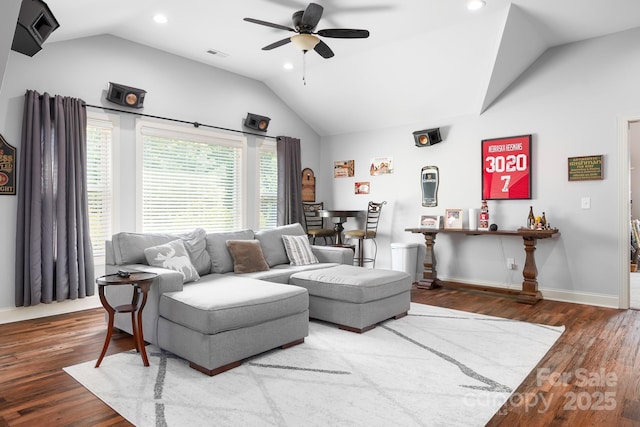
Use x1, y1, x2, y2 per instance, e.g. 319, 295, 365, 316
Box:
405, 227, 559, 304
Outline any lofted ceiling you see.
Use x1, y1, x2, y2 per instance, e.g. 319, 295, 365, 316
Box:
43, 0, 640, 136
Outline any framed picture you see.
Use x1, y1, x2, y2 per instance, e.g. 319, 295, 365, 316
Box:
481, 134, 531, 200
420, 215, 440, 229
355, 181, 370, 194
444, 209, 463, 229
334, 160, 354, 178
369, 157, 393, 176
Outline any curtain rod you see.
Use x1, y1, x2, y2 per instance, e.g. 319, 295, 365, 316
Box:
83, 104, 278, 140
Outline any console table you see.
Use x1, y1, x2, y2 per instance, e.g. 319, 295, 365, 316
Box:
405, 227, 559, 304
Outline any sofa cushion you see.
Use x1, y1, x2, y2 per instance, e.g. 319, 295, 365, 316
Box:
226, 240, 270, 273
255, 223, 306, 267
206, 229, 254, 273
282, 235, 319, 266
159, 276, 309, 335
111, 228, 210, 275
145, 239, 200, 283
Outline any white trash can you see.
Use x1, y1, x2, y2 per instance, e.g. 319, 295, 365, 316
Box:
390, 242, 419, 282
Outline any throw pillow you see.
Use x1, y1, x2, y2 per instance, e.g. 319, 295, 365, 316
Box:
255, 223, 306, 267
144, 239, 200, 283
282, 234, 319, 266
226, 240, 270, 274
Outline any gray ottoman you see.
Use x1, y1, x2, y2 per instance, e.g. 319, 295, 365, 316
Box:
157, 276, 309, 376
289, 265, 411, 333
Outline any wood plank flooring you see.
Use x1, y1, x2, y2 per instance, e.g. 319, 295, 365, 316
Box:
0, 287, 638, 426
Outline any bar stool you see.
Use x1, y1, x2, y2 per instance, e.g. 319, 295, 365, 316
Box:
302, 202, 337, 245
345, 201, 386, 267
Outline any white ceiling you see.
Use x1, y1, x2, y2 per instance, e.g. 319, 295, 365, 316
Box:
44, 0, 640, 136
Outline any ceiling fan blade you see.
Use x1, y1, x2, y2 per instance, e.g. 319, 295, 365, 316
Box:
262, 38, 292, 50
314, 40, 334, 58
301, 3, 324, 29
244, 17, 295, 32
317, 29, 370, 39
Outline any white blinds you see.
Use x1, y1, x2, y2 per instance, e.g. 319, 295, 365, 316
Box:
259, 141, 278, 229
139, 124, 245, 233
86, 118, 113, 257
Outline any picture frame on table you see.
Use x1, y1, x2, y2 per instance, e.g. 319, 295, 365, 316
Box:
444, 209, 464, 229
419, 215, 440, 229
481, 134, 532, 200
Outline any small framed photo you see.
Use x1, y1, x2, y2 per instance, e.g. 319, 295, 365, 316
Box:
444, 209, 464, 229
420, 215, 440, 229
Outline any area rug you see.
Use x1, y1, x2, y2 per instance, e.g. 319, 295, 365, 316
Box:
64, 303, 564, 426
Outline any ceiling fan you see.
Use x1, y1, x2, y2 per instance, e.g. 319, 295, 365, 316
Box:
243, 2, 370, 59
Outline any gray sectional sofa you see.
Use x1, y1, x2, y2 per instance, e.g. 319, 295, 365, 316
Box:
103, 222, 411, 375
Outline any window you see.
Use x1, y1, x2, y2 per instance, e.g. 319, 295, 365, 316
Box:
137, 121, 247, 233
258, 140, 278, 229
86, 114, 118, 258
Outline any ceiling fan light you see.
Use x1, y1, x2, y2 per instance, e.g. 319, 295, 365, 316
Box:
290, 34, 320, 52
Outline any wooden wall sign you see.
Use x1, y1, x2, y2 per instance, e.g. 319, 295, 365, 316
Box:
302, 167, 315, 202
0, 134, 16, 195
568, 155, 603, 181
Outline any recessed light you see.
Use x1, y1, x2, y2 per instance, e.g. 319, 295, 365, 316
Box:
153, 14, 168, 24
467, 0, 486, 11
283, 62, 294, 70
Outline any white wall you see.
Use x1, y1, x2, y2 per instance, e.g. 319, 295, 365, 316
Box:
0, 35, 321, 311
0, 0, 21, 92
321, 27, 640, 307
630, 122, 640, 219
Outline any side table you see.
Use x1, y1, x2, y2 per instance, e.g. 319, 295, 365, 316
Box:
95, 271, 158, 368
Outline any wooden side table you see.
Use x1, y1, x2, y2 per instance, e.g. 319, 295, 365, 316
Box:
95, 271, 158, 368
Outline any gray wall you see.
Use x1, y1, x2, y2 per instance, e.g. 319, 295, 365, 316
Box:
0, 35, 321, 310
0, 0, 21, 92
321, 27, 640, 307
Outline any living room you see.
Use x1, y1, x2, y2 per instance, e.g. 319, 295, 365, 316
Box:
1, 1, 640, 425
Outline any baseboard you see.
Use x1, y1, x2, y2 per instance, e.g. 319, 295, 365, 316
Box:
438, 277, 620, 308
0, 295, 102, 324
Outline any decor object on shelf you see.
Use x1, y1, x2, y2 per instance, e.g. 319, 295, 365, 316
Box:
481, 134, 531, 200
528, 206, 535, 229
421, 165, 439, 207
444, 209, 463, 229
479, 200, 489, 231
420, 215, 440, 229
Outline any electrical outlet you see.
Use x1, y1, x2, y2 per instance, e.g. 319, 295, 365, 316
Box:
581, 196, 591, 209
507, 257, 515, 269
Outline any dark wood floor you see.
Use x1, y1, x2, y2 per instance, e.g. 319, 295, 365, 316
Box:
1, 287, 639, 426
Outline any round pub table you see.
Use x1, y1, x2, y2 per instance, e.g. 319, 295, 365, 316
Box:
95, 271, 157, 368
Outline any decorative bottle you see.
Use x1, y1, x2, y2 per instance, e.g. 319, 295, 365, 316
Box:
479, 200, 489, 231
541, 212, 547, 229
528, 206, 535, 229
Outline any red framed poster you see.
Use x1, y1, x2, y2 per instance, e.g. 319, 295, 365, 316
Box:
481, 134, 531, 200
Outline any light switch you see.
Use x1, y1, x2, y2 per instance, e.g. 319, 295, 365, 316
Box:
581, 197, 591, 209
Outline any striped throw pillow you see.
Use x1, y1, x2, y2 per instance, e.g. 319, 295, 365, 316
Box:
282, 235, 319, 266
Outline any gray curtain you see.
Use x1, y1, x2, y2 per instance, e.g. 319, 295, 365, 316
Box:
15, 90, 95, 306
276, 136, 303, 226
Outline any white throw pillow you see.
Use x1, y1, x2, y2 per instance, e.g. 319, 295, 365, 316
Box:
144, 239, 200, 283
281, 235, 319, 266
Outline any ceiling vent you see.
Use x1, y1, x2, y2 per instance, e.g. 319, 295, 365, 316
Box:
206, 49, 229, 58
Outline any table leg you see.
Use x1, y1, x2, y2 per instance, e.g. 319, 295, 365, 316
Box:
136, 287, 150, 366
417, 233, 440, 290
95, 286, 115, 368
518, 237, 543, 304
332, 218, 347, 245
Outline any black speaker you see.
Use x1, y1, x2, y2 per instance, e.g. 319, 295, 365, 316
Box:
11, 0, 59, 57
413, 128, 442, 147
244, 113, 270, 132
106, 82, 146, 108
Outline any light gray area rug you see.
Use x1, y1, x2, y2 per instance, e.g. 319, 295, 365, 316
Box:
64, 303, 564, 426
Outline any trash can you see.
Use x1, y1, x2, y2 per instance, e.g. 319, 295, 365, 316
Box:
390, 242, 419, 282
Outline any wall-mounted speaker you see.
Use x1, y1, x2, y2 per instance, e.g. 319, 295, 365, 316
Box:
244, 113, 270, 132
11, 0, 60, 57
106, 82, 146, 109
413, 128, 442, 147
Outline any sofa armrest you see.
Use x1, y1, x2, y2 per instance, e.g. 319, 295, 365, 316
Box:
311, 245, 354, 265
